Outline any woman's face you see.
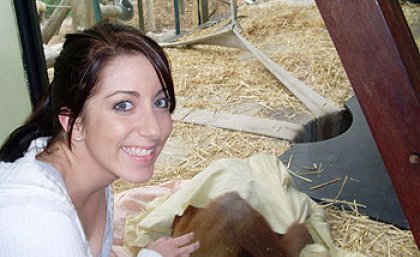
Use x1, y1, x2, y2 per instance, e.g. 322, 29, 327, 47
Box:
75, 54, 173, 183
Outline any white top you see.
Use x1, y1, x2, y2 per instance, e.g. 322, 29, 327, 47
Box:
0, 138, 161, 257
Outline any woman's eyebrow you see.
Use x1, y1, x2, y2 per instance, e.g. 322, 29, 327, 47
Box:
154, 89, 165, 98
106, 90, 140, 98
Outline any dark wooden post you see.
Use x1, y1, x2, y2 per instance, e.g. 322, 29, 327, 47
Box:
314, 0, 420, 247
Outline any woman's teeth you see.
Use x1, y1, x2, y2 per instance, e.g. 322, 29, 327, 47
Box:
122, 146, 153, 157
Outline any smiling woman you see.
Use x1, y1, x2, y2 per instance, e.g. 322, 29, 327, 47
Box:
0, 22, 199, 257
77, 54, 174, 184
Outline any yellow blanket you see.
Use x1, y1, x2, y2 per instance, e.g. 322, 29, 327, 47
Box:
124, 154, 367, 257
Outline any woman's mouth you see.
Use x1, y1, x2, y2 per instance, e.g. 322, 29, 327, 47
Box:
122, 146, 154, 157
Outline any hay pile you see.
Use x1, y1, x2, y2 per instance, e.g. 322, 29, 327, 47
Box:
327, 207, 419, 256
114, 1, 420, 255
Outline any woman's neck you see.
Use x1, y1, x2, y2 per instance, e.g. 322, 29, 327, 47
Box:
36, 140, 110, 206
36, 140, 109, 256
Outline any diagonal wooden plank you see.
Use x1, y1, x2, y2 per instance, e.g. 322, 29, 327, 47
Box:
161, 27, 342, 139
172, 108, 304, 141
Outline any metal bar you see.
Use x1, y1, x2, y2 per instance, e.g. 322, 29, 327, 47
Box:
92, 0, 102, 22
173, 0, 181, 35
315, 0, 420, 247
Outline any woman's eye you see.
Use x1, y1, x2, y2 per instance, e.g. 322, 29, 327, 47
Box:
114, 101, 134, 112
154, 98, 170, 109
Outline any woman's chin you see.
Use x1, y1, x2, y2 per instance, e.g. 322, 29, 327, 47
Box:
122, 167, 155, 184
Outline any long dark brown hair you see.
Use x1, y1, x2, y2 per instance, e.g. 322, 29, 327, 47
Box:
0, 22, 176, 162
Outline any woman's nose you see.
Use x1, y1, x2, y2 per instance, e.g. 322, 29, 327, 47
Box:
136, 107, 161, 140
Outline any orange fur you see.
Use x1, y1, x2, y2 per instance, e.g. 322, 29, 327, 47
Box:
172, 192, 312, 257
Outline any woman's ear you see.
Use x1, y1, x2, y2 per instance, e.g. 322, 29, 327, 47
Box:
58, 108, 84, 140
58, 107, 72, 133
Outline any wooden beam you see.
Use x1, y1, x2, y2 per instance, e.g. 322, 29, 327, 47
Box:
100, 5, 123, 20
137, 0, 145, 33
200, 0, 209, 24
179, 0, 185, 15
315, 0, 420, 246
192, 0, 199, 27
172, 108, 304, 141
41, 0, 70, 44
71, 0, 95, 30
144, 0, 155, 31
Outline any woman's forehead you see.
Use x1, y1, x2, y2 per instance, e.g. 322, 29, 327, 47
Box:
91, 54, 161, 97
